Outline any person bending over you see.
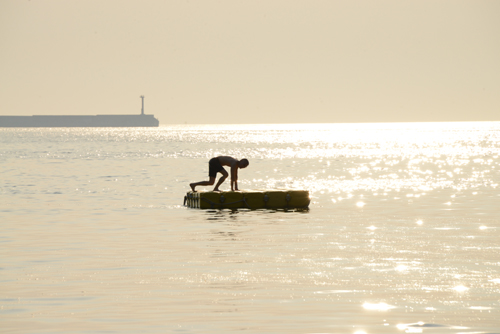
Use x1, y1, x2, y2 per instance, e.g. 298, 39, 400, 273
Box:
190, 156, 249, 192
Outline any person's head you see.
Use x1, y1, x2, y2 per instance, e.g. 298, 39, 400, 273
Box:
238, 158, 249, 168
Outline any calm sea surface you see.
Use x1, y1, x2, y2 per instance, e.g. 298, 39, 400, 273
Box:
1, 122, 499, 334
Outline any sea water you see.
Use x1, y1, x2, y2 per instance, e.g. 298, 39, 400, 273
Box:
1, 122, 499, 334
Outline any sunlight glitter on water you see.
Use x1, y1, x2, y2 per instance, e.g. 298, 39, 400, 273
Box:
363, 302, 396, 311
452, 285, 469, 292
26, 122, 498, 199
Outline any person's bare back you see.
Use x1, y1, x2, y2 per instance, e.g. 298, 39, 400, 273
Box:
217, 156, 239, 167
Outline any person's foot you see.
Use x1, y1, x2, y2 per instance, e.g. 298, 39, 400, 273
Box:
213, 188, 220, 192
190, 183, 196, 192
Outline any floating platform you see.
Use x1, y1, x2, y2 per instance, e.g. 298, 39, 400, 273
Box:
184, 190, 310, 210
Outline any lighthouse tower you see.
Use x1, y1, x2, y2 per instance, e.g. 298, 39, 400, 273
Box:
140, 95, 145, 115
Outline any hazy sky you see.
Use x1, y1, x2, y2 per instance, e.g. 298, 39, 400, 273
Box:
1, 0, 499, 124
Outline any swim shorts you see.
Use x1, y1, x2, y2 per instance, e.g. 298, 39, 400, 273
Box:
208, 157, 224, 178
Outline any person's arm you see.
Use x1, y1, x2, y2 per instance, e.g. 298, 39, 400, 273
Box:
231, 164, 239, 191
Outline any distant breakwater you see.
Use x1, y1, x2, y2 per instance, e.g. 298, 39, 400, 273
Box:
0, 114, 159, 127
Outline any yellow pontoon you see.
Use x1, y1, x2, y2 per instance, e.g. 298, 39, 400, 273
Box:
184, 189, 310, 210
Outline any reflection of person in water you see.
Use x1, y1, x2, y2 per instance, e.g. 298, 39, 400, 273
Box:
190, 156, 249, 192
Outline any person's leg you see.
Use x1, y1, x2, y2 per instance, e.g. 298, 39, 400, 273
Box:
213, 169, 228, 191
190, 177, 216, 191
190, 158, 220, 191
